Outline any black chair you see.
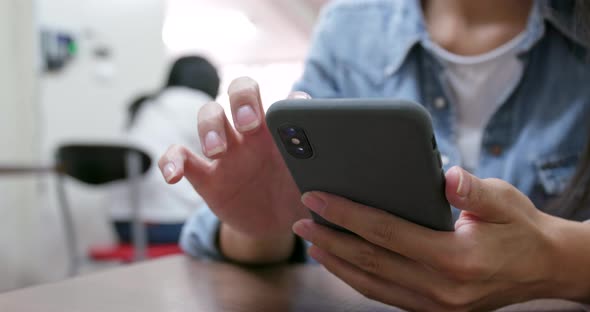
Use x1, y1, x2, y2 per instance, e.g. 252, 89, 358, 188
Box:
55, 144, 151, 276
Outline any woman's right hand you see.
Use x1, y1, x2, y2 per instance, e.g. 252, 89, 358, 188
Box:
158, 77, 309, 262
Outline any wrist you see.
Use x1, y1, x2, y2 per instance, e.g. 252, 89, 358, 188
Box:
219, 223, 296, 265
542, 215, 590, 303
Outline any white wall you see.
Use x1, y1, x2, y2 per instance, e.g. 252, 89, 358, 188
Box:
38, 0, 166, 149
0, 0, 45, 292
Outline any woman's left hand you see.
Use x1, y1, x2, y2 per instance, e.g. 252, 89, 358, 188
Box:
293, 166, 567, 311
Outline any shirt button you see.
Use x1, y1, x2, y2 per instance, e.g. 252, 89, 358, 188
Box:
489, 145, 503, 156
434, 97, 446, 109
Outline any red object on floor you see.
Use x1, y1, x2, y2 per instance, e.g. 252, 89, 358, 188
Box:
89, 244, 182, 263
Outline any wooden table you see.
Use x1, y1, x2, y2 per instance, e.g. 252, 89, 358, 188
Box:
0, 256, 586, 312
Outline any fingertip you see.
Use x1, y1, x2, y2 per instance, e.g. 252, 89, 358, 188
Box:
288, 91, 312, 100
163, 162, 176, 181
158, 145, 188, 184
444, 166, 470, 210
444, 166, 461, 194
292, 219, 313, 238
446, 168, 511, 222
445, 166, 471, 198
445, 166, 462, 180
228, 76, 259, 95
301, 192, 327, 215
228, 77, 264, 134
166, 172, 184, 184
160, 160, 183, 184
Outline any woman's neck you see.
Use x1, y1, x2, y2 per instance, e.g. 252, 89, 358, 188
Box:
422, 0, 533, 55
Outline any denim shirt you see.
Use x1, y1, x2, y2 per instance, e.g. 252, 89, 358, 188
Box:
180, 0, 590, 261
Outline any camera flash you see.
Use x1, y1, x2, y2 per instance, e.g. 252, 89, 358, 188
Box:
291, 138, 301, 145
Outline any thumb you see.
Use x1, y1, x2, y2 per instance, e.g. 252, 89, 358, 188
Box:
445, 166, 530, 223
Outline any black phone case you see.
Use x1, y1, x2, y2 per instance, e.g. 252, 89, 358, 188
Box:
266, 99, 453, 232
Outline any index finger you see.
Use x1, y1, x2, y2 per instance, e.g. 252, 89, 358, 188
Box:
301, 191, 457, 267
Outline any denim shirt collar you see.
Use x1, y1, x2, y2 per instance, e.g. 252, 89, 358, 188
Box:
386, 0, 574, 77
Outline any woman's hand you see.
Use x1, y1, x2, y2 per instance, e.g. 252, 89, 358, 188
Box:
293, 166, 590, 311
159, 77, 310, 263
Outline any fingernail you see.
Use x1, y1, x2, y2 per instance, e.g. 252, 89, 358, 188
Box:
292, 220, 311, 238
163, 162, 176, 182
236, 105, 260, 132
288, 91, 312, 100
455, 167, 470, 198
204, 131, 226, 156
301, 192, 327, 215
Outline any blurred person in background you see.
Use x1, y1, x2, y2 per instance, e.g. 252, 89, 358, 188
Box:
109, 55, 220, 244
160, 0, 590, 309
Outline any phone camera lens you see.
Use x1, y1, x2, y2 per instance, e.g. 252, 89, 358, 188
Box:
295, 147, 305, 155
277, 126, 312, 159
283, 127, 297, 137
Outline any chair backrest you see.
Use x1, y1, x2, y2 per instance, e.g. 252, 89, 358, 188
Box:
54, 143, 153, 274
55, 144, 151, 184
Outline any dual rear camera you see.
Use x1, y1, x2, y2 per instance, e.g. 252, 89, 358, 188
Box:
278, 125, 313, 159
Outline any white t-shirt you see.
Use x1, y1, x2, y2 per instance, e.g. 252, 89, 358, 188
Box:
428, 32, 527, 171
108, 87, 210, 223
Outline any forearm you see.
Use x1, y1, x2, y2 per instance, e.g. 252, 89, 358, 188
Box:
219, 223, 296, 265
546, 216, 590, 303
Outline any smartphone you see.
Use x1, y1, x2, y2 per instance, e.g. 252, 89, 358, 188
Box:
266, 98, 453, 232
